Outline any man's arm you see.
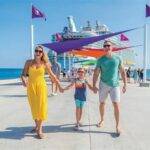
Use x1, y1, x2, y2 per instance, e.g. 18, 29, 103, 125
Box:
119, 64, 127, 93
93, 68, 100, 93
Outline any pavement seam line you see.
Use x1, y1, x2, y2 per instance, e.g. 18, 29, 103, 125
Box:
87, 98, 92, 150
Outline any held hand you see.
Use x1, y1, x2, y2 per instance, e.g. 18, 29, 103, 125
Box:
122, 85, 126, 93
63, 87, 70, 90
93, 86, 99, 94
59, 87, 64, 93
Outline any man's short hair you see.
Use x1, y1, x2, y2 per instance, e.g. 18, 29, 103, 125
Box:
104, 40, 114, 45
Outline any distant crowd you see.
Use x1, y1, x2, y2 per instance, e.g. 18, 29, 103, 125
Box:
125, 67, 144, 84
51, 57, 145, 85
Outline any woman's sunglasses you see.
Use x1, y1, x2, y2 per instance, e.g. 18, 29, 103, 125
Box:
35, 49, 43, 54
103, 45, 111, 48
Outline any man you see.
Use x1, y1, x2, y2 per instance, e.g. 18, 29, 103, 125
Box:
93, 40, 127, 134
51, 56, 61, 96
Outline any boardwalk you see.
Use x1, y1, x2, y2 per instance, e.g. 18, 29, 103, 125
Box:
0, 79, 150, 150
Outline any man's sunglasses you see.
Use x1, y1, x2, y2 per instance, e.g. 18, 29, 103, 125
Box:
78, 71, 84, 73
35, 50, 43, 53
103, 45, 111, 48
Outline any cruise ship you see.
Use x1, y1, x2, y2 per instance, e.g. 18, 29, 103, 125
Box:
48, 16, 135, 70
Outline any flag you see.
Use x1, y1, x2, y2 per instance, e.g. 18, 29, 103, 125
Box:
146, 4, 150, 17
71, 45, 141, 58
55, 33, 62, 41
32, 5, 46, 20
120, 34, 129, 41
41, 28, 136, 54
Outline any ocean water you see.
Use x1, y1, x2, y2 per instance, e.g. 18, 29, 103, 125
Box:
146, 69, 150, 79
0, 68, 150, 80
0, 68, 22, 80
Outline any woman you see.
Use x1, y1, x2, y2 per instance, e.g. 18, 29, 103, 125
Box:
21, 46, 63, 139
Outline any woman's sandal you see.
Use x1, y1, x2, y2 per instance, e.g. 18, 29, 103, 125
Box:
30, 128, 38, 133
37, 133, 45, 139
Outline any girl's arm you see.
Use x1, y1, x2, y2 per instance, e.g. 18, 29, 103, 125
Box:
21, 60, 30, 87
45, 62, 64, 93
64, 82, 75, 90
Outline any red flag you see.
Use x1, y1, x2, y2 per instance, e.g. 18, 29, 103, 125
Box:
32, 5, 46, 21
55, 33, 62, 41
120, 34, 129, 41
146, 4, 150, 17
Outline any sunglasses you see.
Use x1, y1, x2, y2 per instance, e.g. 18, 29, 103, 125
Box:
78, 71, 84, 73
103, 45, 111, 48
35, 49, 43, 54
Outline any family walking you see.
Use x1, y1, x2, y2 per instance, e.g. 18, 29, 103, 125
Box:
21, 40, 127, 139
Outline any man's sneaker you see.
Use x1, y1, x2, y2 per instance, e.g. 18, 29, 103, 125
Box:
53, 93, 58, 96
74, 124, 80, 131
78, 122, 83, 127
50, 93, 55, 96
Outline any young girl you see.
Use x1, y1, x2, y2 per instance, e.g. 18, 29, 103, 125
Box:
64, 68, 94, 130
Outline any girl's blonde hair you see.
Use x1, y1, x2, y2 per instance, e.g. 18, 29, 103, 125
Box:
35, 45, 49, 63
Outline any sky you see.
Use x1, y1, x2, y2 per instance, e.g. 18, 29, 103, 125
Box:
0, 0, 150, 68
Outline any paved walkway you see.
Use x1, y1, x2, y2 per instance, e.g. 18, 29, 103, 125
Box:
0, 79, 150, 150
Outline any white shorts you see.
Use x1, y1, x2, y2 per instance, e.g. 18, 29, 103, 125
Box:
99, 81, 120, 103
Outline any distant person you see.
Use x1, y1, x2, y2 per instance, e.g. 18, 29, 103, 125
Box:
93, 40, 127, 135
126, 67, 131, 83
133, 69, 138, 84
62, 68, 66, 78
51, 56, 61, 96
64, 68, 94, 130
21, 46, 63, 139
140, 69, 144, 82
137, 68, 141, 83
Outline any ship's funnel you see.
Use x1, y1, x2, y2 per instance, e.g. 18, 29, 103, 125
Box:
96, 20, 100, 27
67, 16, 77, 32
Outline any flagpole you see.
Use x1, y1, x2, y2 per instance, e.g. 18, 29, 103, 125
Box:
68, 54, 71, 71
63, 53, 66, 69
31, 24, 34, 59
31, 4, 34, 59
143, 24, 147, 82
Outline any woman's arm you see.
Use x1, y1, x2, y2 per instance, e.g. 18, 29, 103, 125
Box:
45, 62, 63, 92
21, 60, 30, 87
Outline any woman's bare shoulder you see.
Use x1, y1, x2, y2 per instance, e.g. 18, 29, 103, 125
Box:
26, 59, 32, 63
44, 61, 51, 68
25, 59, 33, 66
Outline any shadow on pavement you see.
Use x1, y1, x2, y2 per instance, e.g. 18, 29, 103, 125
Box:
0, 95, 27, 98
0, 82, 22, 86
0, 124, 120, 140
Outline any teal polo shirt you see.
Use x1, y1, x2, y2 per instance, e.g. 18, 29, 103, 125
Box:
96, 55, 122, 87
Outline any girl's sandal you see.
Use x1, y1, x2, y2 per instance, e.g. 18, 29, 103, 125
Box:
116, 127, 122, 136
96, 121, 104, 128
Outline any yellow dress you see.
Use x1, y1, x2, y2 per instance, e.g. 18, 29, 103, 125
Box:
27, 66, 48, 121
